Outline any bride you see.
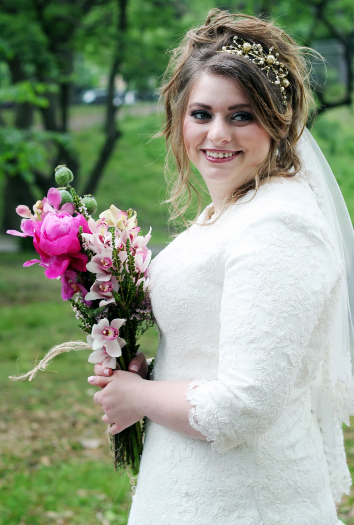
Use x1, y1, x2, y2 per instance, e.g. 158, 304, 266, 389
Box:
87, 9, 354, 524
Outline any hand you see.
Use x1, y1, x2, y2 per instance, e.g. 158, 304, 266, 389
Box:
88, 370, 146, 435
93, 350, 149, 383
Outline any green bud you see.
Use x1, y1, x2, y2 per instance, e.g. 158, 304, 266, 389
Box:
82, 195, 97, 215
55, 165, 74, 186
58, 188, 73, 205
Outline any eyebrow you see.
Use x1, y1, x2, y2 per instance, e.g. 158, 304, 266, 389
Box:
188, 103, 251, 110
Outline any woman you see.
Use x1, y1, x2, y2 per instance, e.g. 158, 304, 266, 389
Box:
88, 10, 354, 524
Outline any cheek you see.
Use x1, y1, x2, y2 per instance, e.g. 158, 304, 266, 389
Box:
183, 120, 201, 159
248, 127, 271, 162
261, 132, 271, 156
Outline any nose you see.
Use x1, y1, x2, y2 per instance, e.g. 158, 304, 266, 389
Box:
207, 115, 231, 145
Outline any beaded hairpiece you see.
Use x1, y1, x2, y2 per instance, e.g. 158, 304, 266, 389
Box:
218, 36, 290, 106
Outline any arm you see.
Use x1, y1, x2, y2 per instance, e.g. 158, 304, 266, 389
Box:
184, 205, 342, 452
89, 371, 206, 439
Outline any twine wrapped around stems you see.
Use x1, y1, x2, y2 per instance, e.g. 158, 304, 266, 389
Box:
8, 341, 91, 382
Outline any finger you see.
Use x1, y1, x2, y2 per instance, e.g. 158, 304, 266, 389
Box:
94, 364, 113, 377
93, 390, 102, 405
129, 351, 148, 378
88, 375, 113, 388
108, 423, 121, 435
102, 414, 114, 425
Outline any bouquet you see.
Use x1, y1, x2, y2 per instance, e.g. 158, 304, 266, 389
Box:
7, 165, 155, 478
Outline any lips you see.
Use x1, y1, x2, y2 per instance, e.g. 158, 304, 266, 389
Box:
201, 149, 242, 163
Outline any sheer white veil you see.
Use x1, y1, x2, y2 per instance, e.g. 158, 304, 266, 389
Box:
298, 128, 354, 501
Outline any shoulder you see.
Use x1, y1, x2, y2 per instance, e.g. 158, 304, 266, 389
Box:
222, 176, 343, 274
224, 175, 331, 237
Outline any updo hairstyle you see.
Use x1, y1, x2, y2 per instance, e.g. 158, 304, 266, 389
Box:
159, 9, 316, 223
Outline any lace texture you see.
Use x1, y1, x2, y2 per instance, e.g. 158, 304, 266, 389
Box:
127, 175, 350, 525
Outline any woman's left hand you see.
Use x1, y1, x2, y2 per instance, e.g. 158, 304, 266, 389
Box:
88, 370, 145, 435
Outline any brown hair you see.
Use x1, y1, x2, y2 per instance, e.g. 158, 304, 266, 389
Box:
158, 9, 316, 224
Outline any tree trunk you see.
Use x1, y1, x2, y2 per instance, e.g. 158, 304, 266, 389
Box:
83, 0, 128, 196
2, 170, 37, 235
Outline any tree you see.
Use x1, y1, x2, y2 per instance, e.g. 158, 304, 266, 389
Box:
0, 0, 210, 233
0, 0, 128, 232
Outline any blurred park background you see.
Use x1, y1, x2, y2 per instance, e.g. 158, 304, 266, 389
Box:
0, 0, 354, 523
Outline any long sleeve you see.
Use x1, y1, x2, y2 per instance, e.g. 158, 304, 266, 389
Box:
185, 204, 342, 453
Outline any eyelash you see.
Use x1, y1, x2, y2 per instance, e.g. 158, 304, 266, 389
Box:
190, 110, 254, 123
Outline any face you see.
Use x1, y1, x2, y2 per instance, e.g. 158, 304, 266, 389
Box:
183, 72, 271, 208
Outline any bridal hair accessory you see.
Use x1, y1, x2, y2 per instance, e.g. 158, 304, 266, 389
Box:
218, 36, 289, 106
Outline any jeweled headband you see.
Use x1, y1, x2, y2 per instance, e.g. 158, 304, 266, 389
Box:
218, 36, 290, 106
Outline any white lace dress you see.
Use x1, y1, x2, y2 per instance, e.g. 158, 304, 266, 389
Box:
127, 174, 352, 525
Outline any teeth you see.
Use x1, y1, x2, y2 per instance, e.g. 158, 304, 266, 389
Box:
205, 150, 237, 158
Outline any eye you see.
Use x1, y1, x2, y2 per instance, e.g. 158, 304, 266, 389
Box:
231, 112, 254, 123
190, 110, 211, 121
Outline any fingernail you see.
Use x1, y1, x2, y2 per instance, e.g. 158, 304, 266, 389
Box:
130, 364, 138, 372
88, 376, 95, 383
104, 369, 110, 376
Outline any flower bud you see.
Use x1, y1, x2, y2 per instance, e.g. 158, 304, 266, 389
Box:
82, 195, 98, 215
55, 166, 74, 186
58, 188, 73, 205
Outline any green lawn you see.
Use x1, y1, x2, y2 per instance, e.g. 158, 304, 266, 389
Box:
0, 252, 158, 525
1, 105, 354, 524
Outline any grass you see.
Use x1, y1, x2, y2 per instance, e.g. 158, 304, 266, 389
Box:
1, 104, 354, 523
0, 253, 158, 525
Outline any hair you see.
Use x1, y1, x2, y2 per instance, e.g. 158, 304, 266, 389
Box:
158, 9, 317, 225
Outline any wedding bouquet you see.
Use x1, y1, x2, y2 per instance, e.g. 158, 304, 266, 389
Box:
7, 165, 155, 476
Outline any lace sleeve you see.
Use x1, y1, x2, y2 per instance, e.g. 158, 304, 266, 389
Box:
185, 205, 342, 453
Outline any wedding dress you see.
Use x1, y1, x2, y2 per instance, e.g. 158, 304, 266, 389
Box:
127, 169, 351, 524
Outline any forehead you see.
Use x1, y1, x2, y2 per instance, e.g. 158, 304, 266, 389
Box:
187, 72, 250, 108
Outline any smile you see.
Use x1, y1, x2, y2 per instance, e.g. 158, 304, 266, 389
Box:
202, 150, 242, 163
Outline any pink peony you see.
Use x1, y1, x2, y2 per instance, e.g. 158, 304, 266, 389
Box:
6, 188, 74, 239
27, 212, 90, 279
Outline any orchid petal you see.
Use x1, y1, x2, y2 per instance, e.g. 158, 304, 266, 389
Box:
88, 218, 97, 234
117, 337, 126, 348
111, 318, 126, 331
85, 291, 104, 301
93, 319, 109, 333
6, 229, 28, 237
23, 259, 42, 267
105, 338, 122, 357
118, 251, 128, 264
47, 187, 62, 209
16, 205, 32, 218
61, 203, 75, 215
99, 297, 115, 307
92, 337, 106, 350
103, 356, 117, 369
88, 349, 107, 363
